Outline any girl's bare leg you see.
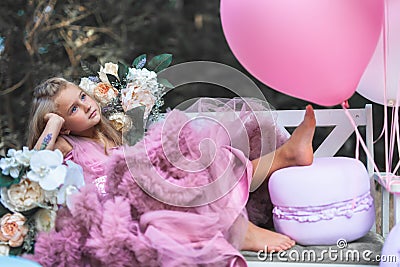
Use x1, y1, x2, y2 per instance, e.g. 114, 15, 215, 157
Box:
242, 105, 316, 252
251, 105, 316, 189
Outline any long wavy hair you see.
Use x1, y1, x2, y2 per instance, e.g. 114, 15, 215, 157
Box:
27, 77, 122, 152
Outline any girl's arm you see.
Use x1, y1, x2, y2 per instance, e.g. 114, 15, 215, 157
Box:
34, 113, 65, 150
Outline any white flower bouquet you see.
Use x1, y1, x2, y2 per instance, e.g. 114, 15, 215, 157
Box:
0, 148, 85, 256
79, 54, 173, 132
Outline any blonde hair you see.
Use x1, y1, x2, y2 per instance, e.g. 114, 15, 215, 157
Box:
27, 77, 122, 153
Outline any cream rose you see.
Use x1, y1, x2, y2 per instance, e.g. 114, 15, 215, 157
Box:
108, 112, 132, 131
93, 82, 119, 105
122, 86, 156, 119
98, 62, 119, 83
34, 209, 56, 232
0, 213, 28, 247
1, 179, 44, 212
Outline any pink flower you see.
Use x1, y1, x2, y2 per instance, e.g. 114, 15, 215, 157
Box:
0, 213, 28, 247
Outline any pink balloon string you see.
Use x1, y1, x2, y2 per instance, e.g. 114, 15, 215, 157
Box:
383, 0, 389, 176
341, 103, 387, 189
390, 87, 400, 175
374, 123, 386, 145
341, 102, 400, 194
389, 107, 396, 167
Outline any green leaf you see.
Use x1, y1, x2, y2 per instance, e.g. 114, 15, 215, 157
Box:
118, 61, 129, 84
147, 54, 173, 73
9, 246, 24, 256
123, 106, 146, 146
21, 207, 40, 218
132, 54, 147, 69
158, 78, 174, 89
0, 203, 10, 217
106, 74, 121, 90
80, 60, 99, 75
0, 172, 20, 188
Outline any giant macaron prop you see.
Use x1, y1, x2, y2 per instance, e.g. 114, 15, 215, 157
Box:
269, 157, 375, 245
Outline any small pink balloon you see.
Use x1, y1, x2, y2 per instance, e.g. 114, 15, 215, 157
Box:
357, 0, 400, 106
221, 0, 384, 106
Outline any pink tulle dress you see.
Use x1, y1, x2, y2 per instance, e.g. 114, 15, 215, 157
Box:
62, 135, 118, 195
30, 98, 289, 267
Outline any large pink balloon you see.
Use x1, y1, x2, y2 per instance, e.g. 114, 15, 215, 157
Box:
221, 0, 384, 106
357, 0, 400, 106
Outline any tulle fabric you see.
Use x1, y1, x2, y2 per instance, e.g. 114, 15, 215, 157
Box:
62, 135, 118, 184
30, 97, 289, 266
176, 98, 290, 228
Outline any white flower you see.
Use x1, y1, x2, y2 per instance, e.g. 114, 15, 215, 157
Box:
121, 85, 156, 119
0, 244, 9, 256
27, 149, 67, 191
6, 149, 17, 158
0, 157, 20, 178
126, 68, 159, 93
0, 179, 44, 212
34, 209, 56, 232
57, 161, 85, 210
98, 62, 119, 83
0, 148, 36, 178
13, 147, 36, 167
79, 77, 98, 95
121, 67, 160, 119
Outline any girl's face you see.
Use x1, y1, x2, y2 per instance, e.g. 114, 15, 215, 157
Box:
55, 83, 101, 137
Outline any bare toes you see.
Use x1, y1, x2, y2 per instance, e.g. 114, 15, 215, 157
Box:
242, 222, 296, 252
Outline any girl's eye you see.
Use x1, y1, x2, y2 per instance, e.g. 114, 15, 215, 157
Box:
81, 94, 86, 101
71, 106, 78, 114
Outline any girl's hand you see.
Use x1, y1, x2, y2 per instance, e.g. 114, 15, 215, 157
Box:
44, 113, 69, 135
34, 113, 67, 150
44, 113, 64, 125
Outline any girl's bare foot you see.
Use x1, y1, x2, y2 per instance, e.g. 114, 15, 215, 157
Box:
241, 221, 295, 252
277, 105, 316, 167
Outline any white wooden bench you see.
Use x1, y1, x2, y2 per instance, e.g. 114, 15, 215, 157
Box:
244, 104, 400, 266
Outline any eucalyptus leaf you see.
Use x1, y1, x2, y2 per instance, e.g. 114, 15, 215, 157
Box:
147, 54, 172, 73
123, 106, 146, 146
118, 61, 129, 84
158, 78, 174, 89
132, 54, 147, 69
17, 166, 27, 180
106, 74, 121, 90
0, 173, 20, 188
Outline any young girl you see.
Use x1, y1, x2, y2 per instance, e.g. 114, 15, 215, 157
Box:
28, 77, 316, 266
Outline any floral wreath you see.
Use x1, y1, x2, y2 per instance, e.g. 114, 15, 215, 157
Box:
79, 54, 173, 134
